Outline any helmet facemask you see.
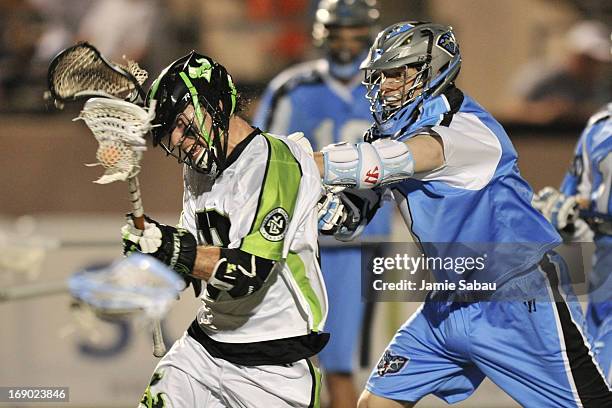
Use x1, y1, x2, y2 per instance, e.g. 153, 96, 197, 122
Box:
157, 98, 228, 178
360, 22, 462, 135
364, 64, 428, 122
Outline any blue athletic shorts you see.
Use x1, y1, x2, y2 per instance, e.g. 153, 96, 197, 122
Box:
366, 252, 612, 407
317, 247, 365, 373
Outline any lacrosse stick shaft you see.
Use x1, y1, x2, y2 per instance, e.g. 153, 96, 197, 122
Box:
0, 281, 68, 302
127, 176, 166, 357
128, 177, 145, 230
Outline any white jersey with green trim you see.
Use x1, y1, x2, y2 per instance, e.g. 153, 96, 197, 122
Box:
180, 131, 328, 343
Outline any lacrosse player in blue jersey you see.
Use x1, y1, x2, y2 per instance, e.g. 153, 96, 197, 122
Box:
312, 21, 612, 407
534, 102, 612, 383
254, 1, 393, 406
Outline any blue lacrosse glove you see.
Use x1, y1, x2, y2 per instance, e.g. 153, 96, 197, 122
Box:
121, 214, 202, 297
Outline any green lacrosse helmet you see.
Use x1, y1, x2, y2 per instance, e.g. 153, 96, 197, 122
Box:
146, 51, 238, 178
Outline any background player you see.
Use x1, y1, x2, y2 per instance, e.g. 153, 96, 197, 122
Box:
254, 1, 393, 406
534, 102, 612, 382
314, 21, 612, 407
122, 52, 329, 407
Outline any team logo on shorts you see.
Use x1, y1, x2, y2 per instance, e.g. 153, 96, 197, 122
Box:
376, 349, 409, 376
260, 207, 289, 241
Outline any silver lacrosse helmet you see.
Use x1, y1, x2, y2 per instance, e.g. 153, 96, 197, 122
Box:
313, 0, 379, 80
361, 21, 461, 136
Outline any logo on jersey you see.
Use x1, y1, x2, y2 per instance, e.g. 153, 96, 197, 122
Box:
437, 32, 458, 56
364, 166, 380, 185
260, 207, 289, 241
376, 350, 408, 376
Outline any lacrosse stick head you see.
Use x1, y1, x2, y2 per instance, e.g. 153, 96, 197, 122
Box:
146, 51, 238, 179
68, 253, 185, 321
46, 42, 147, 107
78, 97, 154, 183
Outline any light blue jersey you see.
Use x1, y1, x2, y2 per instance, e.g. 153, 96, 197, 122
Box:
389, 86, 561, 287
254, 59, 392, 373
560, 103, 612, 378
561, 103, 612, 231
366, 87, 612, 406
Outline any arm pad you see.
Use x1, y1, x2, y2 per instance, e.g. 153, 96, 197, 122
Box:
206, 248, 275, 300
322, 139, 414, 189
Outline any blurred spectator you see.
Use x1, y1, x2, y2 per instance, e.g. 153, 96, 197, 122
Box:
0, 1, 45, 111
0, 0, 160, 112
506, 20, 611, 125
77, 0, 159, 63
29, 0, 95, 63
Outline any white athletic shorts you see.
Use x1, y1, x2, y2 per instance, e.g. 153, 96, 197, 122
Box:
138, 332, 322, 407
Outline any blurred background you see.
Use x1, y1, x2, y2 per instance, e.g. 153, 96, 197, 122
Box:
0, 0, 610, 407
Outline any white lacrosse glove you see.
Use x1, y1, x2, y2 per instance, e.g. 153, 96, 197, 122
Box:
533, 187, 579, 230
121, 217, 162, 253
287, 132, 313, 157
122, 214, 201, 296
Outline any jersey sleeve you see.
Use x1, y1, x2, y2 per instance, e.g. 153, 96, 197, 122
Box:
413, 114, 503, 190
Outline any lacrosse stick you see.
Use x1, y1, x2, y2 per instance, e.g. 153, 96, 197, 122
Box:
45, 42, 172, 356
1, 253, 184, 323
45, 42, 147, 108
75, 97, 170, 356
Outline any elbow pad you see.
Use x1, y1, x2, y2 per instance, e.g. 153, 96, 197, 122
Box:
322, 139, 414, 189
206, 248, 275, 300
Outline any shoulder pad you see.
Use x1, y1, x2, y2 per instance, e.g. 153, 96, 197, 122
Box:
267, 60, 325, 96
586, 102, 612, 128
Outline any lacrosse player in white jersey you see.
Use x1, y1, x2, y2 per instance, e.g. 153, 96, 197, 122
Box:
121, 52, 329, 408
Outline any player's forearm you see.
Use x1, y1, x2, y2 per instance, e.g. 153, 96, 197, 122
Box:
315, 134, 444, 187
314, 151, 325, 175
191, 247, 276, 284
192, 246, 221, 281
406, 134, 445, 172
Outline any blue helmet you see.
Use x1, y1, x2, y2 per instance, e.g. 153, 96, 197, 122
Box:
313, 0, 380, 80
360, 21, 461, 137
